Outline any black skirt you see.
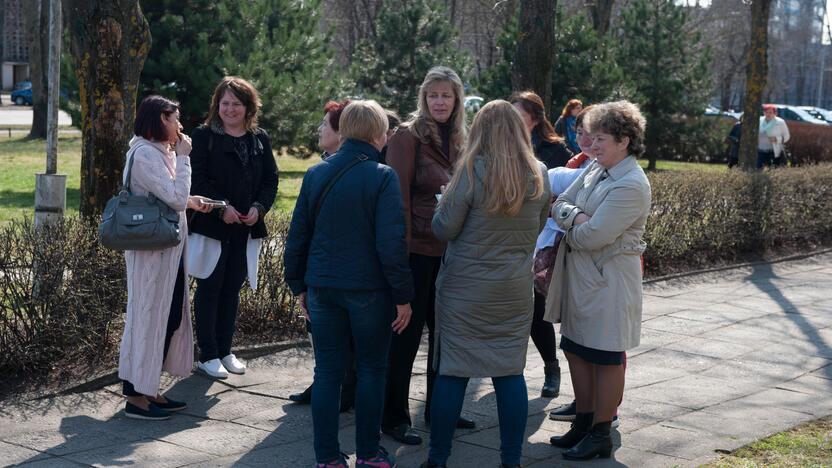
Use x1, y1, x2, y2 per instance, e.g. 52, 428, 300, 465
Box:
560, 336, 625, 366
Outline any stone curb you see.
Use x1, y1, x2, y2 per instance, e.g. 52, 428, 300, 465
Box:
37, 338, 311, 399
643, 246, 832, 284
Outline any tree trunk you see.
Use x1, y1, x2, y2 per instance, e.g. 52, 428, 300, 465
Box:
511, 0, 557, 112
586, 0, 615, 36
63, 1, 151, 218
26, 0, 49, 139
738, 0, 772, 171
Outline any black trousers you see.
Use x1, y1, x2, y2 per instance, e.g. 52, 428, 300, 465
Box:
194, 229, 249, 362
382, 253, 439, 429
123, 255, 186, 397
530, 291, 558, 363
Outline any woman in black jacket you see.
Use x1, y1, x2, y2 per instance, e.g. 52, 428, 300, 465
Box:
510, 91, 572, 400
189, 76, 278, 379
511, 91, 573, 170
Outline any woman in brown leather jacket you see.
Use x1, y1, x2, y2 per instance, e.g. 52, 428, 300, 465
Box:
381, 66, 474, 445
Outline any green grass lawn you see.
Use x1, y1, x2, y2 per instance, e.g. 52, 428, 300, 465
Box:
1, 134, 727, 223
0, 135, 320, 223
703, 416, 832, 467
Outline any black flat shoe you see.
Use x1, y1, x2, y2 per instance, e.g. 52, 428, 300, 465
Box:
420, 461, 446, 468
289, 385, 312, 404
425, 415, 476, 429
151, 396, 186, 412
456, 416, 476, 429
124, 402, 171, 421
382, 423, 423, 445
562, 422, 613, 461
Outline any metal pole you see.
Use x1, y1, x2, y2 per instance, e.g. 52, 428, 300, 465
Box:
45, 0, 61, 174
35, 0, 65, 231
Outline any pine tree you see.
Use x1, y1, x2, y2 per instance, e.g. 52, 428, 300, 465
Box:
228, 0, 342, 152
616, 0, 712, 170
349, 0, 470, 117
140, 0, 339, 151
478, 11, 629, 121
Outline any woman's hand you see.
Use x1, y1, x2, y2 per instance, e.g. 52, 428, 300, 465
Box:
175, 134, 192, 156
239, 207, 259, 226
391, 303, 412, 334
299, 292, 309, 321
574, 213, 591, 225
222, 206, 242, 224
187, 196, 213, 212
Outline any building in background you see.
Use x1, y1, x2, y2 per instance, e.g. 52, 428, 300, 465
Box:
1, 0, 30, 91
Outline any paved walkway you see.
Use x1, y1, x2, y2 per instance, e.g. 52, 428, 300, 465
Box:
2, 253, 832, 467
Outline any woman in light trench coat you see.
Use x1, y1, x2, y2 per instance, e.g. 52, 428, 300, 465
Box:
119, 95, 212, 420
545, 101, 651, 461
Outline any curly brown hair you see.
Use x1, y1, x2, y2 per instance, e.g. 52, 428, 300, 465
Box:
585, 101, 647, 157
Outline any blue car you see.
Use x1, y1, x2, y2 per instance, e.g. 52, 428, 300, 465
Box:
11, 81, 32, 106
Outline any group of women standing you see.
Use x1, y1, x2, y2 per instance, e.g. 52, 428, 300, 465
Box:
118, 76, 279, 420
117, 65, 652, 467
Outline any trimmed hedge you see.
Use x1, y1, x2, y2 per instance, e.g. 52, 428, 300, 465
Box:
2, 165, 832, 385
645, 164, 832, 276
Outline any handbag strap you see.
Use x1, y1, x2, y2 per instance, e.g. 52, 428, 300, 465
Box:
312, 154, 369, 230
122, 145, 141, 194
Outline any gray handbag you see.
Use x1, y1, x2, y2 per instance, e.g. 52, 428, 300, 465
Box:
99, 146, 182, 251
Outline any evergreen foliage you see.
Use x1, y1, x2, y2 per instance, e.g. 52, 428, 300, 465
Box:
140, 0, 339, 152
349, 0, 470, 117
615, 0, 712, 170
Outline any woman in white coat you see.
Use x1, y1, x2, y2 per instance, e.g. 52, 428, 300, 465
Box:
119, 95, 211, 420
546, 101, 651, 460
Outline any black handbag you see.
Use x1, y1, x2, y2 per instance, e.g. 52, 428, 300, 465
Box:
99, 146, 182, 251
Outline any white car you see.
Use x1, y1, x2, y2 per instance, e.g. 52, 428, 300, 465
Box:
464, 96, 484, 114
797, 106, 832, 124
776, 105, 829, 125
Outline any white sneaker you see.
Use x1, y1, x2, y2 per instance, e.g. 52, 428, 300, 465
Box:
221, 354, 246, 375
198, 358, 229, 379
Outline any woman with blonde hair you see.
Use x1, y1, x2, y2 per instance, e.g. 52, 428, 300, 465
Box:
421, 100, 551, 468
382, 66, 473, 445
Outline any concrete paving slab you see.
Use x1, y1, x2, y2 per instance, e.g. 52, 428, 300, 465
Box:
2, 252, 832, 467
62, 437, 213, 467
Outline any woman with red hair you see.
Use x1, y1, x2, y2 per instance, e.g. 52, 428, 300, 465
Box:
555, 99, 583, 154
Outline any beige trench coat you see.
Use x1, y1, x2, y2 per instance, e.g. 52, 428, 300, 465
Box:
118, 137, 194, 396
544, 156, 651, 352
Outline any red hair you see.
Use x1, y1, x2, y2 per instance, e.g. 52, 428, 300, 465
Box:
323, 99, 351, 131
762, 104, 776, 111
561, 99, 583, 118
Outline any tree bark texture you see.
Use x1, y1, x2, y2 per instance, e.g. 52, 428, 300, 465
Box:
512, 0, 557, 112
26, 0, 49, 139
738, 0, 771, 170
63, 0, 150, 218
586, 0, 615, 36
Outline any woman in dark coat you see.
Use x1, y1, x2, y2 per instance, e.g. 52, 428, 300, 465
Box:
188, 76, 278, 379
554, 99, 583, 154
509, 91, 572, 400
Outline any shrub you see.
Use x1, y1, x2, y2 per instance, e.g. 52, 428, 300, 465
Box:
644, 164, 832, 276
784, 122, 832, 165
0, 214, 305, 382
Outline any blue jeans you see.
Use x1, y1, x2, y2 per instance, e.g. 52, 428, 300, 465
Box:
308, 287, 393, 463
428, 374, 528, 465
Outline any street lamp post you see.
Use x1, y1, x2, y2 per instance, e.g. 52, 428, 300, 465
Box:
34, 0, 66, 229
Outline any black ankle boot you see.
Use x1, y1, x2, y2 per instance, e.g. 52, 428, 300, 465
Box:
550, 412, 593, 448
562, 421, 613, 460
541, 361, 561, 398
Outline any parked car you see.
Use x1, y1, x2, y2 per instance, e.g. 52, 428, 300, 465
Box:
797, 106, 832, 124
775, 105, 828, 125
11, 87, 32, 106
704, 105, 741, 120
464, 95, 484, 114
